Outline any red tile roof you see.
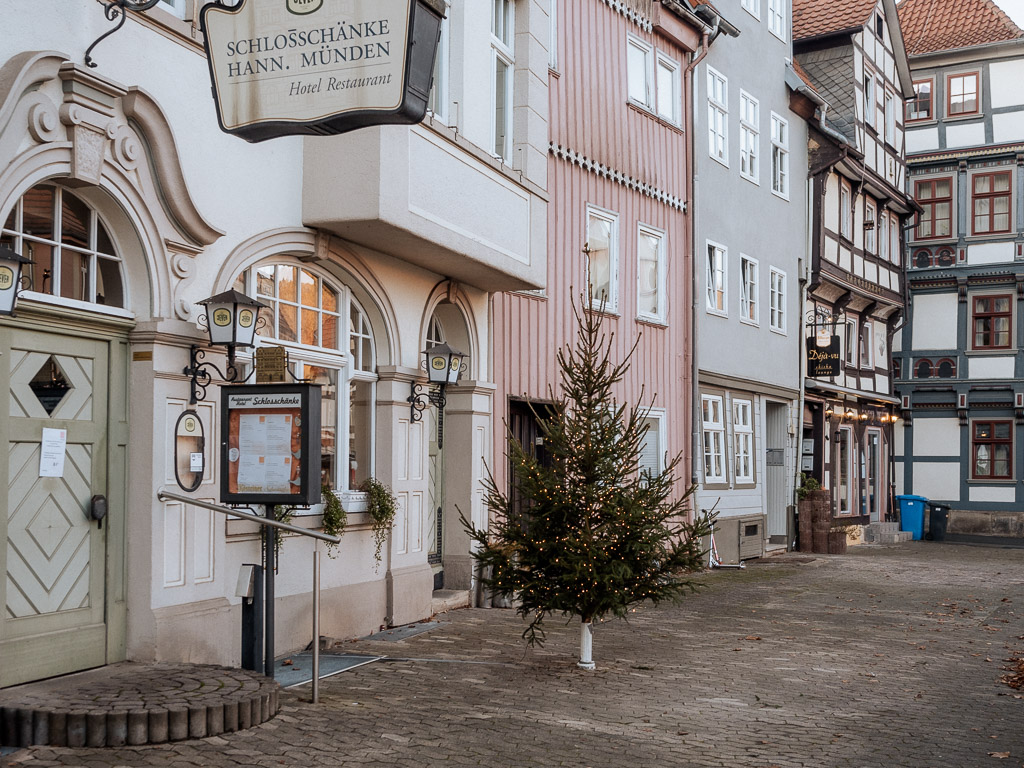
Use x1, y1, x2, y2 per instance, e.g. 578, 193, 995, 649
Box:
898, 0, 1024, 55
793, 0, 878, 40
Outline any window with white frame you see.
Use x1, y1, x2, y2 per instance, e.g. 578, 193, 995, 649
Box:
889, 212, 900, 264
739, 91, 759, 183
740, 255, 758, 324
733, 399, 754, 484
836, 426, 853, 514
767, 0, 785, 39
638, 412, 666, 477
1, 184, 127, 308
884, 90, 896, 145
235, 263, 377, 496
627, 35, 654, 109
879, 208, 889, 261
656, 53, 682, 125
707, 67, 728, 164
864, 74, 875, 129
702, 395, 726, 484
549, 0, 558, 70
706, 242, 727, 314
637, 225, 666, 322
769, 268, 786, 333
860, 320, 873, 368
865, 199, 877, 254
157, 0, 186, 17
586, 206, 618, 311
840, 181, 853, 240
492, 0, 515, 161
844, 318, 858, 366
427, 2, 450, 121
771, 113, 789, 198
741, 0, 760, 17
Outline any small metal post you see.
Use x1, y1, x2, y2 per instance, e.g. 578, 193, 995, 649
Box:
241, 564, 264, 672
312, 549, 321, 704
264, 504, 276, 678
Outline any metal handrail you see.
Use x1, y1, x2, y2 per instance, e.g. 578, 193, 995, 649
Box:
156, 487, 337, 701
156, 488, 341, 543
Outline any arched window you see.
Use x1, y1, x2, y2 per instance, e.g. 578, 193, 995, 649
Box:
234, 263, 377, 494
914, 250, 931, 269
915, 359, 933, 378
936, 358, 956, 378
1, 184, 126, 308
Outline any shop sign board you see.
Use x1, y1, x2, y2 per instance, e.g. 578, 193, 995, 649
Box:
220, 384, 322, 505
200, 0, 445, 142
807, 335, 841, 378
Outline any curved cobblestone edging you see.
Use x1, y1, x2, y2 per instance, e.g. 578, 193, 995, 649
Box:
0, 663, 279, 748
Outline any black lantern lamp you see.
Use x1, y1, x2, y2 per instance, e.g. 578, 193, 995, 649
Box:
0, 246, 32, 317
409, 341, 467, 448
184, 289, 269, 404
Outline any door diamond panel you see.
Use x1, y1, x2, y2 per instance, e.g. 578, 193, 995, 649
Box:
6, 441, 93, 618
9, 348, 93, 421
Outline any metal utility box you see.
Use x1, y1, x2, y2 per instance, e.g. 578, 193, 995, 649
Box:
711, 515, 766, 564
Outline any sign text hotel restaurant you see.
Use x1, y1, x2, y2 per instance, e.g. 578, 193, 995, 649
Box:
201, 0, 444, 142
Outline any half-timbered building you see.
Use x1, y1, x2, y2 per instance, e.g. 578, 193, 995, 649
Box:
894, 0, 1024, 539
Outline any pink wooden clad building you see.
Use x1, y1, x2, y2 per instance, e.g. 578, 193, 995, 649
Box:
492, 0, 706, 505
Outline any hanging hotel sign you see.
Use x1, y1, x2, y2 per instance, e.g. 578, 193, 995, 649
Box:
200, 0, 445, 143
220, 384, 322, 505
807, 335, 841, 378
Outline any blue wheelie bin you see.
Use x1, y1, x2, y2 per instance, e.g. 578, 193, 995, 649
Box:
895, 495, 928, 540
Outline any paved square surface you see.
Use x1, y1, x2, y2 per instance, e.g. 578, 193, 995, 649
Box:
6, 542, 1023, 767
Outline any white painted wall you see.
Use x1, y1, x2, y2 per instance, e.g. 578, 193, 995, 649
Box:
911, 293, 958, 349
968, 355, 1016, 379
968, 241, 1015, 265
911, 462, 961, 500
905, 127, 938, 154
969, 485, 1016, 503
993, 111, 1024, 144
989, 59, 1024, 109
911, 418, 960, 457
945, 121, 986, 148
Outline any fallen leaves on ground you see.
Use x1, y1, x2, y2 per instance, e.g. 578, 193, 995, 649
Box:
1000, 654, 1024, 690
988, 752, 1010, 759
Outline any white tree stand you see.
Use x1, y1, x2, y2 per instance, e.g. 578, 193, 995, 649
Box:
578, 620, 595, 670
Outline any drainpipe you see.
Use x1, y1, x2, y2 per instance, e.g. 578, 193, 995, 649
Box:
686, 29, 712, 490
686, 6, 737, 490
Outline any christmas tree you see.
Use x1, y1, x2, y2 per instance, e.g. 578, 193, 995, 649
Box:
464, 293, 711, 669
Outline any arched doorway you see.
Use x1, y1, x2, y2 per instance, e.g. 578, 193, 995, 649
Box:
0, 183, 134, 687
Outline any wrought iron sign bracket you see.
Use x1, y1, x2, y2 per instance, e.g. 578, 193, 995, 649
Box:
184, 345, 243, 405
408, 382, 447, 447
85, 0, 162, 69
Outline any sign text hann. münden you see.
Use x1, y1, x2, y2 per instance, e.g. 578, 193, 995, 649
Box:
201, 0, 445, 142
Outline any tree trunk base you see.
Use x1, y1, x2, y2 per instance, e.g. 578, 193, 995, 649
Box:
578, 621, 595, 670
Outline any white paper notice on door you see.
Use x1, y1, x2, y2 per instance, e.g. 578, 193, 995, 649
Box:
236, 413, 293, 494
39, 427, 68, 478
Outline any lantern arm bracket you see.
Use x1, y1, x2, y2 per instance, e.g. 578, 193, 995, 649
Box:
85, 0, 162, 69
408, 381, 447, 422
184, 344, 243, 405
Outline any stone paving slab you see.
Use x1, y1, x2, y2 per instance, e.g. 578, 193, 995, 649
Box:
0, 664, 278, 749
4, 542, 1023, 767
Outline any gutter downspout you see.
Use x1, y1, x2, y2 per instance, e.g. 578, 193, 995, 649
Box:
686, 29, 712, 490
687, 5, 737, 490
794, 176, 813, 549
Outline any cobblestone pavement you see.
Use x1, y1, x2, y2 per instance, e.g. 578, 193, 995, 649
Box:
5, 542, 1023, 768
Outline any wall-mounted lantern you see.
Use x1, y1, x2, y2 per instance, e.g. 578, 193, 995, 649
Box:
408, 341, 466, 448
184, 289, 269, 404
0, 245, 33, 317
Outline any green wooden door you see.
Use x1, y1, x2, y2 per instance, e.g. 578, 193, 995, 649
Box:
0, 328, 113, 687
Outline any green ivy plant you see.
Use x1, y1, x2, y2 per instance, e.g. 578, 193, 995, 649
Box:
796, 472, 822, 501
320, 484, 347, 557
361, 477, 398, 569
